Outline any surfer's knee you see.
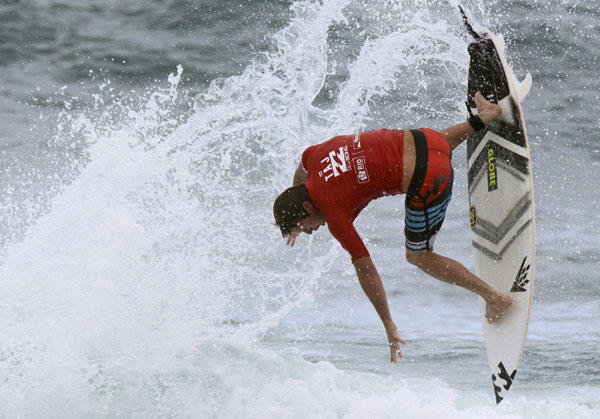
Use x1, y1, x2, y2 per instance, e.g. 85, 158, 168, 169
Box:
405, 250, 432, 268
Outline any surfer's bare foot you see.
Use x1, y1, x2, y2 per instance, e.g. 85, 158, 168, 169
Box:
473, 91, 502, 124
485, 294, 512, 324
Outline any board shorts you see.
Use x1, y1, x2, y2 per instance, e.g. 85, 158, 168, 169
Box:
405, 129, 454, 252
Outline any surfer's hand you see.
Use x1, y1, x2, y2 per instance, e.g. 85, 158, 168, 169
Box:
285, 231, 299, 247
384, 320, 406, 363
473, 91, 502, 125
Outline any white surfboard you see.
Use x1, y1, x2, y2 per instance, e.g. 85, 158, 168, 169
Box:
461, 9, 535, 404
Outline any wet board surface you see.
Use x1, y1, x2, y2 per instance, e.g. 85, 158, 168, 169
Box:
462, 14, 535, 404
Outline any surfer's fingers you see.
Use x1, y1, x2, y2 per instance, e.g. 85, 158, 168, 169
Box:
285, 232, 298, 247
473, 90, 495, 111
472, 91, 502, 123
389, 344, 398, 363
389, 339, 404, 362
473, 91, 486, 106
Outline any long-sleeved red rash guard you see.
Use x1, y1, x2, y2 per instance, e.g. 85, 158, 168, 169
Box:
302, 129, 405, 262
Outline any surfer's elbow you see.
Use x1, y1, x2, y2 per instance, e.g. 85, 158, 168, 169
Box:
292, 163, 307, 186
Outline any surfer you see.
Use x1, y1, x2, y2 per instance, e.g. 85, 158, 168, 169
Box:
273, 92, 512, 363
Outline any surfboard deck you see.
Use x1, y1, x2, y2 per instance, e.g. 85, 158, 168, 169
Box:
460, 7, 535, 404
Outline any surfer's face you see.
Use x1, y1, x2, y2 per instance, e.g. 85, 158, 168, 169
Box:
294, 215, 323, 235
292, 202, 326, 235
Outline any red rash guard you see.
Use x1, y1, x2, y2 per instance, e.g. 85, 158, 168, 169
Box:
302, 129, 405, 262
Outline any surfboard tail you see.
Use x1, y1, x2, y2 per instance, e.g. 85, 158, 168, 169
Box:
465, 39, 510, 107
460, 6, 533, 109
459, 6, 510, 109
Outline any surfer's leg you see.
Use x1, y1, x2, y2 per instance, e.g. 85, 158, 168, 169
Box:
406, 250, 512, 323
404, 129, 453, 253
403, 128, 511, 323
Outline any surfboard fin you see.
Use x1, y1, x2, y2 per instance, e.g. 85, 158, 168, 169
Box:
514, 73, 532, 102
496, 73, 532, 122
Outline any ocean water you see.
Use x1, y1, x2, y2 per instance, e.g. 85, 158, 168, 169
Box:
0, 0, 598, 417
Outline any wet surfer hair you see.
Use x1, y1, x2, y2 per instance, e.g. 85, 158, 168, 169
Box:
273, 184, 313, 237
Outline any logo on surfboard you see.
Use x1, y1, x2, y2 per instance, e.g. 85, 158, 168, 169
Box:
487, 145, 498, 191
510, 256, 531, 292
469, 205, 477, 228
492, 361, 517, 404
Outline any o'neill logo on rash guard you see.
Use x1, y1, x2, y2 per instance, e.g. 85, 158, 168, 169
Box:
319, 145, 351, 181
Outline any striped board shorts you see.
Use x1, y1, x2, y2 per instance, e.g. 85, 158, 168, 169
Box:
405, 129, 454, 252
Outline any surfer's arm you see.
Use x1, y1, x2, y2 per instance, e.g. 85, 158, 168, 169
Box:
354, 256, 406, 363
442, 92, 502, 150
441, 121, 475, 150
